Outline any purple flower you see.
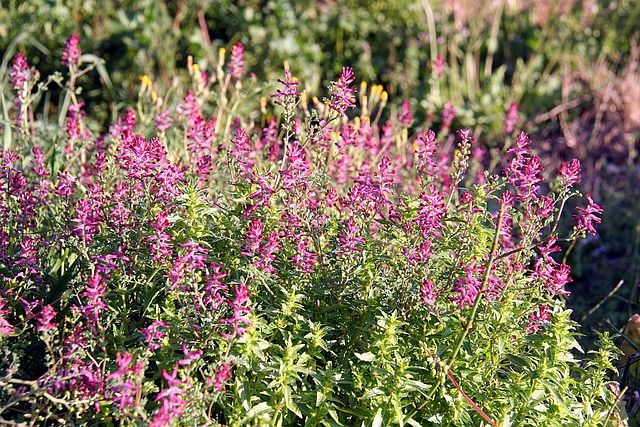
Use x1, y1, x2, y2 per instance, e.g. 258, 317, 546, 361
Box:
415, 130, 439, 174
279, 142, 310, 190
221, 284, 252, 339
291, 236, 316, 273
504, 132, 543, 201
153, 367, 187, 419
0, 295, 15, 336
62, 34, 81, 67
230, 128, 255, 175
106, 352, 144, 412
401, 100, 413, 126
329, 67, 357, 116
80, 272, 107, 325
167, 241, 209, 288
254, 230, 280, 274
242, 217, 264, 257
56, 172, 77, 197
179, 345, 204, 366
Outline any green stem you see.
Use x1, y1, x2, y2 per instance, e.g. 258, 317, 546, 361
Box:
447, 203, 505, 369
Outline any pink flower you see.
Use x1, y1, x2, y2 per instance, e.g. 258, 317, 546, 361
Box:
337, 216, 366, 254
504, 102, 519, 134
221, 284, 252, 339
450, 261, 482, 310
9, 53, 31, 90
80, 272, 107, 325
62, 34, 81, 66
154, 109, 174, 132
0, 295, 15, 336
209, 362, 232, 391
230, 128, 255, 175
558, 159, 581, 188
441, 101, 456, 132
292, 237, 316, 274
329, 67, 357, 116
415, 130, 439, 174
504, 132, 543, 201
36, 304, 58, 333
242, 218, 264, 257
433, 54, 445, 77
533, 258, 572, 296
166, 240, 209, 287
152, 367, 187, 422
279, 142, 310, 190
400, 100, 413, 126
228, 42, 246, 82
270, 65, 301, 106
420, 279, 443, 305
140, 320, 170, 351
573, 193, 603, 235
526, 305, 551, 334
106, 352, 145, 412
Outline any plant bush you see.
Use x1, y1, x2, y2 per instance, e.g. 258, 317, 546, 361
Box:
0, 36, 622, 426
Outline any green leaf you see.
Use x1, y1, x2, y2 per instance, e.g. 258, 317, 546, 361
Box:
355, 352, 376, 362
372, 408, 383, 427
283, 385, 302, 418
44, 256, 80, 305
244, 401, 272, 419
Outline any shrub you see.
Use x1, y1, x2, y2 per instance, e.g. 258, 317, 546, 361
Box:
0, 36, 620, 426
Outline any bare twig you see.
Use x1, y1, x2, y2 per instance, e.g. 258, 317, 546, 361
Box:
580, 280, 625, 323
535, 95, 591, 123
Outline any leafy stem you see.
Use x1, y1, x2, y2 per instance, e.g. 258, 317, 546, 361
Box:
448, 203, 505, 370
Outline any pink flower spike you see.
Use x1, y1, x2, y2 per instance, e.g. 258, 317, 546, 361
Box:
0, 296, 15, 336
433, 54, 445, 77
209, 362, 232, 391
270, 64, 301, 106
228, 42, 246, 82
329, 67, 357, 116
573, 193, 603, 235
421, 279, 443, 305
9, 53, 31, 90
441, 101, 456, 132
36, 304, 58, 333
504, 102, 519, 134
62, 34, 81, 67
558, 159, 581, 188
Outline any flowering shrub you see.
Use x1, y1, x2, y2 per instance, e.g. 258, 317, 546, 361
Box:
0, 36, 621, 426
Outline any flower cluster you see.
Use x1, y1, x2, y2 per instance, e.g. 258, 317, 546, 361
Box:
0, 41, 612, 427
